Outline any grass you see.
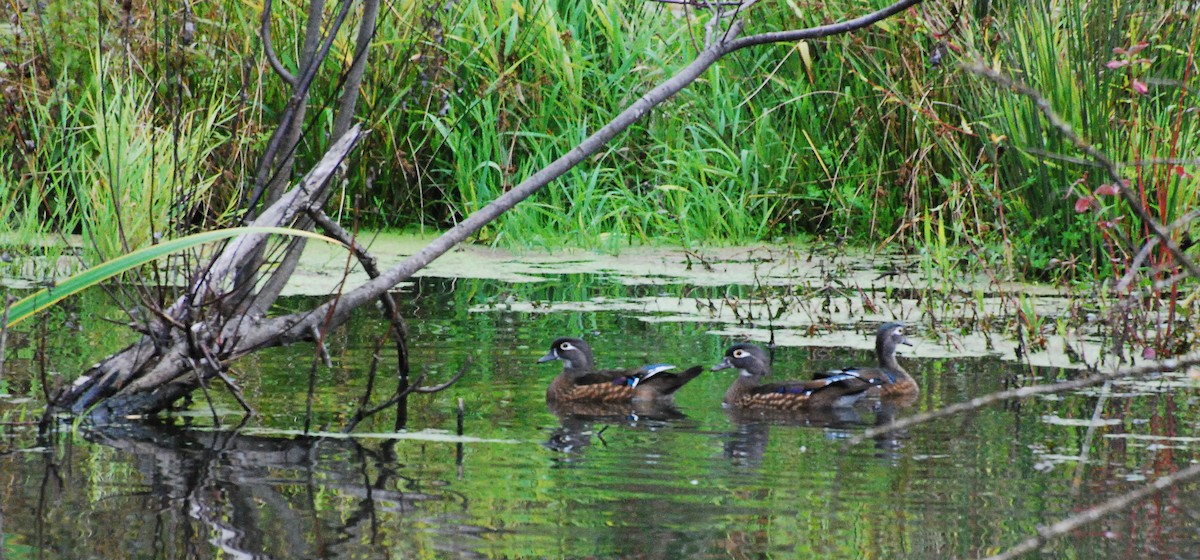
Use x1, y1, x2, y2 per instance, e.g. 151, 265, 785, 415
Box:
0, 0, 1195, 278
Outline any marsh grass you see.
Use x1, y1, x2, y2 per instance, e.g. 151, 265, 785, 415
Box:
7, 1, 1194, 263
78, 53, 230, 260
2, 0, 1197, 359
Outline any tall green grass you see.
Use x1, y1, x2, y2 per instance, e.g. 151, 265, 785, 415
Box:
2, 0, 1196, 276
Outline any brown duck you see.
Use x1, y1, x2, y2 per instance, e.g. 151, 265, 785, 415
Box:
814, 322, 917, 399
538, 337, 703, 403
713, 343, 874, 410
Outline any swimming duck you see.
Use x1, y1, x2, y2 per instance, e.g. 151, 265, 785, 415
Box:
538, 337, 703, 403
712, 343, 873, 410
816, 322, 916, 398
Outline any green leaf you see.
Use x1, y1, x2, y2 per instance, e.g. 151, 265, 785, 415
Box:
3, 227, 346, 328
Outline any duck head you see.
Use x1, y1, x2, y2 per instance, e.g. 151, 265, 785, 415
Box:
712, 343, 771, 378
538, 337, 595, 371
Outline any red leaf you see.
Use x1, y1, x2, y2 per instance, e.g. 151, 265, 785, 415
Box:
1128, 42, 1149, 55
1174, 166, 1193, 179
1095, 183, 1120, 196
1075, 196, 1095, 213
1132, 79, 1148, 94
1113, 47, 1127, 55
1105, 59, 1128, 69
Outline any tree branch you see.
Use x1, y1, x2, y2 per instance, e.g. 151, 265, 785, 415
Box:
846, 351, 1200, 446
238, 0, 926, 353
983, 462, 1200, 560
260, 0, 297, 86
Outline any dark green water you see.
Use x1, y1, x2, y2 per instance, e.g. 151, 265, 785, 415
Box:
1, 276, 1198, 558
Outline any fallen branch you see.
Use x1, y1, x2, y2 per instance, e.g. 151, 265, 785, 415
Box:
982, 462, 1200, 560
847, 351, 1200, 446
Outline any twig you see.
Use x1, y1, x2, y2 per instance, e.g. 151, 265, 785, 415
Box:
649, 0, 744, 6
343, 358, 472, 432
0, 295, 12, 383
1115, 239, 1161, 292
260, 0, 297, 86
1070, 381, 1109, 494
1025, 148, 1200, 170
847, 351, 1200, 446
310, 324, 333, 368
983, 462, 1200, 560
456, 398, 465, 478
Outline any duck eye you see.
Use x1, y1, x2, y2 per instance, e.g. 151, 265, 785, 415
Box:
559, 342, 574, 350
733, 349, 747, 358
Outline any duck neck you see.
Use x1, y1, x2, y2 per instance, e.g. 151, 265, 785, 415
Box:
724, 369, 762, 404
876, 345, 910, 381
561, 355, 595, 378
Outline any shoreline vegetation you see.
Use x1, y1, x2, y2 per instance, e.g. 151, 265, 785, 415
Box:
1, 2, 1194, 273
0, 2, 1194, 393
1, 4, 1199, 555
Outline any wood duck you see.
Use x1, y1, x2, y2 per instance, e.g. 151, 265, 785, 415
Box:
538, 337, 703, 403
712, 343, 873, 410
816, 322, 917, 398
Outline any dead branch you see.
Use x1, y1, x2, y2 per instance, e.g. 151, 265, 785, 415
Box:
260, 0, 296, 86
847, 351, 1200, 445
982, 462, 1200, 560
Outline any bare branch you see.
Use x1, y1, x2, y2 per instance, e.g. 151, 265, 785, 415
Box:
648, 0, 744, 6
983, 462, 1200, 560
342, 359, 470, 432
727, 0, 921, 50
847, 352, 1200, 446
260, 0, 297, 86
332, 0, 380, 141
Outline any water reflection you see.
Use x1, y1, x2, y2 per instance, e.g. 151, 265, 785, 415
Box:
5, 276, 1200, 559
70, 422, 484, 559
545, 400, 688, 456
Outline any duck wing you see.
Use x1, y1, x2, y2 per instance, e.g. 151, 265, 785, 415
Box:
634, 365, 704, 396
572, 369, 635, 387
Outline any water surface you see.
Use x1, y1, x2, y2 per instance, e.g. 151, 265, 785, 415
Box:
1, 267, 1197, 559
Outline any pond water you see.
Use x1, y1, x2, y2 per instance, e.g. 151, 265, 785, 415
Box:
1, 244, 1199, 559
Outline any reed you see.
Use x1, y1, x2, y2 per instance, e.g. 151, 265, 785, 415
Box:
2, 0, 1195, 276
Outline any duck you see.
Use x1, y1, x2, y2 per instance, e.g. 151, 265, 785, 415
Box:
537, 337, 703, 403
815, 322, 917, 399
712, 343, 874, 410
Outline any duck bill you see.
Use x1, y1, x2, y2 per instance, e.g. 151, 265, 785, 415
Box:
711, 357, 733, 371
536, 351, 558, 364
